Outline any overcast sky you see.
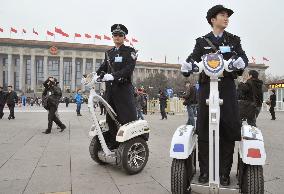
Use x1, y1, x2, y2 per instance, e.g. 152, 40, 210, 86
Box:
0, 0, 283, 76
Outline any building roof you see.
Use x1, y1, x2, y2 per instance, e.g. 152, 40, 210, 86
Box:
136, 61, 180, 69
0, 38, 111, 52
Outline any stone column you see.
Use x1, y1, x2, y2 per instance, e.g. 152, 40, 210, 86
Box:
43, 56, 48, 80
19, 54, 24, 91
71, 57, 76, 91
7, 54, 13, 87
30, 55, 36, 91
0, 55, 3, 87
59, 56, 64, 90
82, 58, 86, 91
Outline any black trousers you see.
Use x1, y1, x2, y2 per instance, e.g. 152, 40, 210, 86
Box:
99, 104, 106, 115
0, 104, 4, 118
198, 140, 235, 176
160, 105, 167, 119
269, 106, 275, 119
7, 104, 15, 118
47, 105, 65, 132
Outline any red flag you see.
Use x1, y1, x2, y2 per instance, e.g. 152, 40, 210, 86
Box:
104, 35, 111, 40
47, 30, 54, 36
62, 32, 69, 37
22, 29, 26, 34
33, 28, 38, 35
11, 27, 17, 33
95, 35, 101, 40
85, 33, 91, 38
263, 57, 269, 62
125, 38, 129, 42
75, 33, 81, 38
0, 28, 3, 32
55, 27, 63, 34
132, 38, 138, 42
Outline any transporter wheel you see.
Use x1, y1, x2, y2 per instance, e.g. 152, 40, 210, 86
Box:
241, 164, 264, 194
118, 137, 149, 175
89, 136, 107, 165
171, 150, 196, 194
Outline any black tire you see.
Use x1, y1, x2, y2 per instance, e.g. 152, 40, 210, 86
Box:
118, 137, 149, 175
89, 136, 107, 165
241, 165, 264, 194
171, 153, 195, 194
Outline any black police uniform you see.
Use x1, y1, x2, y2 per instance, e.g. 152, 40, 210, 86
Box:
6, 89, 18, 120
184, 30, 248, 178
269, 92, 276, 120
96, 24, 137, 147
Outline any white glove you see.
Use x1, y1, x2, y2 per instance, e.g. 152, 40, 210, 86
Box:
102, 73, 114, 81
180, 61, 192, 72
232, 57, 245, 70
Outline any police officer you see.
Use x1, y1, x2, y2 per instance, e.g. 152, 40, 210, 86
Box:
42, 77, 66, 134
181, 5, 248, 186
96, 24, 137, 149
6, 85, 18, 120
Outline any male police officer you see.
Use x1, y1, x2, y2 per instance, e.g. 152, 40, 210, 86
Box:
96, 24, 137, 149
181, 5, 248, 186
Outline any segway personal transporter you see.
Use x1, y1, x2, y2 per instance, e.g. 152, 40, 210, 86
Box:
82, 72, 150, 175
170, 53, 266, 193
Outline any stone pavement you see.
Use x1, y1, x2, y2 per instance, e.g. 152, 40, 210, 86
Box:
0, 104, 283, 194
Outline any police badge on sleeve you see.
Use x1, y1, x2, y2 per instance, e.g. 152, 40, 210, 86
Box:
131, 50, 138, 60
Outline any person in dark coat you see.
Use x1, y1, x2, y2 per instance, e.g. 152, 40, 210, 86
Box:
65, 97, 70, 107
0, 86, 6, 119
180, 5, 248, 186
6, 86, 18, 120
42, 77, 66, 134
96, 24, 137, 149
269, 89, 276, 120
99, 89, 106, 115
159, 90, 168, 120
238, 70, 263, 126
183, 82, 198, 126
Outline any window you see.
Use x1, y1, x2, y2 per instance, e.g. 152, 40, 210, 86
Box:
48, 58, 60, 81
75, 60, 82, 88
2, 58, 8, 89
86, 59, 93, 74
25, 59, 31, 87
14, 58, 20, 90
36, 58, 44, 91
63, 60, 72, 91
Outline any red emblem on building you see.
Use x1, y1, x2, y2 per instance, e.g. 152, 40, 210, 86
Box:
49, 46, 58, 55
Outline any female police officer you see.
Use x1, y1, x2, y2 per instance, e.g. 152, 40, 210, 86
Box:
96, 24, 137, 149
181, 5, 248, 186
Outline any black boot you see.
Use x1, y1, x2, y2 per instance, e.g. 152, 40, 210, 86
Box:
198, 173, 209, 184
220, 174, 230, 186
60, 124, 66, 132
42, 129, 51, 134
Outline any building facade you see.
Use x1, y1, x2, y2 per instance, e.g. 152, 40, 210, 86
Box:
0, 38, 269, 93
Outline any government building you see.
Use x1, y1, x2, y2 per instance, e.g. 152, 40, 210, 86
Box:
0, 38, 268, 93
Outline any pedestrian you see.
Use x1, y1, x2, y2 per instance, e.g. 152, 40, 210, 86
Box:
268, 89, 276, 120
42, 77, 66, 134
6, 86, 18, 120
99, 89, 106, 115
0, 86, 6, 119
96, 24, 138, 149
238, 70, 263, 126
159, 90, 168, 120
180, 5, 248, 185
65, 97, 70, 107
135, 88, 146, 120
183, 81, 198, 127
74, 89, 83, 116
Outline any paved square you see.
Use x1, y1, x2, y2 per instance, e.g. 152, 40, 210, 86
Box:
0, 104, 283, 194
